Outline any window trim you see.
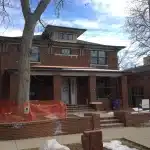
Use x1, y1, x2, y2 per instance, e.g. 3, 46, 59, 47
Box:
61, 48, 71, 56
58, 32, 73, 40
91, 50, 107, 65
30, 46, 40, 63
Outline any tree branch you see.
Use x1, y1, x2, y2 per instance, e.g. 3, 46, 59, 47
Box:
20, 0, 31, 20
33, 0, 51, 22
39, 18, 46, 28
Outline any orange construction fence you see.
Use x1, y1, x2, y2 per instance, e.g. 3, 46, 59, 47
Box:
0, 100, 67, 123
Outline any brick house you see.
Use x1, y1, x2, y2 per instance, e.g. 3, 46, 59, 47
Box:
126, 56, 150, 108
0, 25, 129, 110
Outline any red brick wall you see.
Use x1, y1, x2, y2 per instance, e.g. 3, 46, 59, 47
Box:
41, 47, 90, 67
0, 44, 119, 70
0, 114, 101, 140
114, 111, 150, 127
53, 75, 62, 100
108, 51, 118, 69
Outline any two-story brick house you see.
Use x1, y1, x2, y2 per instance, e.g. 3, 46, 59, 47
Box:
0, 25, 128, 110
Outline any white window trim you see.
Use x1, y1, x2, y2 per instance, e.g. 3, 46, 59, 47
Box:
54, 53, 78, 58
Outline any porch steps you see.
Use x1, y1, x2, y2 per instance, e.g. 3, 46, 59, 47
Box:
100, 117, 124, 128
141, 120, 150, 127
66, 105, 95, 113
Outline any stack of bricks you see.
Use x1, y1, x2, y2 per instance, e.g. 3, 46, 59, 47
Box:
84, 113, 100, 130
81, 130, 103, 150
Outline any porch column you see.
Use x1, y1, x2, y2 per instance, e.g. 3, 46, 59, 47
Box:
121, 75, 128, 110
88, 76, 96, 103
110, 77, 117, 100
53, 75, 62, 100
144, 76, 149, 99
10, 73, 19, 100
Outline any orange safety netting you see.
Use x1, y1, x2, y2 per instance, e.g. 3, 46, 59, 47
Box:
0, 100, 67, 123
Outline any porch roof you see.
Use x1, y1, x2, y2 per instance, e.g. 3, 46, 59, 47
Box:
7, 65, 127, 77
31, 65, 125, 73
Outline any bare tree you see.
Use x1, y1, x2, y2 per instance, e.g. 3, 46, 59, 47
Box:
125, 0, 150, 57
0, 0, 64, 108
118, 48, 138, 70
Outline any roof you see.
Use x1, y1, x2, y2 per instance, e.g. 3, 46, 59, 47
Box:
42, 25, 86, 38
77, 40, 125, 51
31, 65, 124, 73
125, 65, 150, 73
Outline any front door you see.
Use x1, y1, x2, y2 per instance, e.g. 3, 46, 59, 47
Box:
70, 77, 77, 105
61, 78, 70, 104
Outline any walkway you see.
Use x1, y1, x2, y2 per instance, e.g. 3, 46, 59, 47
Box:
1, 127, 150, 150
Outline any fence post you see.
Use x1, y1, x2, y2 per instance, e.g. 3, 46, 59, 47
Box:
92, 114, 100, 130
81, 130, 103, 150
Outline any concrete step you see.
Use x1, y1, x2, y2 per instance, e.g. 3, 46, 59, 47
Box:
100, 123, 124, 128
67, 105, 95, 112
100, 119, 120, 124
141, 121, 150, 127
100, 117, 117, 120
67, 109, 94, 112
67, 107, 93, 109
67, 107, 93, 110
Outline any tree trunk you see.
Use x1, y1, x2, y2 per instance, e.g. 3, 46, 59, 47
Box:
17, 20, 36, 105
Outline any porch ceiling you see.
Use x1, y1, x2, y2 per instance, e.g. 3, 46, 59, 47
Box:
6, 65, 126, 77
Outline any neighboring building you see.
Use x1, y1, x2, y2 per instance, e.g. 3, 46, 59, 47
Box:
126, 56, 150, 108
0, 25, 128, 110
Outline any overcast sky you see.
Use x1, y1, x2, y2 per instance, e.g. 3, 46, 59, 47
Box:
0, 0, 131, 47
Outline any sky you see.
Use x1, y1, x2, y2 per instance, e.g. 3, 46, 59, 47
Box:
0, 0, 130, 46
0, 0, 143, 67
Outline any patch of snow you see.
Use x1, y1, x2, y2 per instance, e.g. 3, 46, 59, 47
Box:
103, 140, 138, 150
131, 108, 150, 114
131, 110, 150, 114
107, 112, 114, 116
40, 139, 70, 150
132, 108, 143, 112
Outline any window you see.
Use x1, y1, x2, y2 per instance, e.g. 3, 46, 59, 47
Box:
91, 50, 107, 65
61, 49, 71, 56
129, 87, 144, 107
58, 32, 73, 40
96, 78, 112, 99
30, 47, 40, 62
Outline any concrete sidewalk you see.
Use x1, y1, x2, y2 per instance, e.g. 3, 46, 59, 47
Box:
1, 127, 150, 150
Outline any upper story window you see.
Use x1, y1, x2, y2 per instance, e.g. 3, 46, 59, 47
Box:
30, 46, 40, 62
91, 50, 107, 65
61, 48, 71, 56
58, 32, 73, 40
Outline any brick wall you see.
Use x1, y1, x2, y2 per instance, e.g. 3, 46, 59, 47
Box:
0, 44, 119, 70
125, 112, 150, 127
114, 111, 150, 127
0, 114, 100, 140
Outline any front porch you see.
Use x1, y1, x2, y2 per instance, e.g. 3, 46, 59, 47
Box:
5, 66, 129, 111
29, 75, 127, 111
